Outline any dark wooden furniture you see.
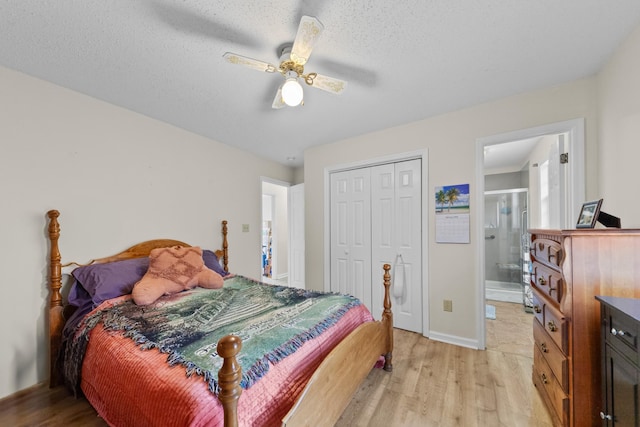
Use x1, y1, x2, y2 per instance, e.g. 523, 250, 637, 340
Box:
596, 296, 640, 426
529, 229, 640, 426
46, 210, 393, 427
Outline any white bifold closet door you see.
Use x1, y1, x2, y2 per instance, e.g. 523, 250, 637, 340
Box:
330, 168, 373, 309
330, 159, 422, 333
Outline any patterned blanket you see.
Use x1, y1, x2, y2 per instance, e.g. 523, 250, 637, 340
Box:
64, 276, 361, 395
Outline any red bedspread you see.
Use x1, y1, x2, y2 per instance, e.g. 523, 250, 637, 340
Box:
79, 301, 374, 426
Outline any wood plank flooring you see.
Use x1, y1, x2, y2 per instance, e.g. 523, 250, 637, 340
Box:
336, 300, 552, 427
0, 301, 552, 426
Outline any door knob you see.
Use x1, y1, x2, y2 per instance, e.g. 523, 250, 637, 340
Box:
611, 328, 626, 337
599, 412, 612, 421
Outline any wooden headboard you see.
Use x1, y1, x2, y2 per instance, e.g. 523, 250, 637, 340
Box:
46, 209, 229, 387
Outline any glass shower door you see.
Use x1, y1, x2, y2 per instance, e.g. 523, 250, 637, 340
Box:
484, 189, 529, 306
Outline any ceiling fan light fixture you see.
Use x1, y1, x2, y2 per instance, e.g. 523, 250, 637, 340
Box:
224, 16, 347, 108
282, 77, 303, 107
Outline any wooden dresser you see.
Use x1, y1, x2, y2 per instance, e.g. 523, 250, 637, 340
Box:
529, 229, 640, 426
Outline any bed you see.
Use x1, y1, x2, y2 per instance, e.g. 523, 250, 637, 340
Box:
46, 210, 394, 426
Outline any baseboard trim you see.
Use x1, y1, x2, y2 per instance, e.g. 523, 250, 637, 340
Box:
428, 331, 480, 350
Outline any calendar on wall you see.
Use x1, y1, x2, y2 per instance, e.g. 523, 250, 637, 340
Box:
435, 183, 470, 244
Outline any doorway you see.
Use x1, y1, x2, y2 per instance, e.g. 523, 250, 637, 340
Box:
261, 179, 289, 285
475, 119, 585, 349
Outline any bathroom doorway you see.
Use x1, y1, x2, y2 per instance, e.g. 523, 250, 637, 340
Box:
475, 118, 585, 350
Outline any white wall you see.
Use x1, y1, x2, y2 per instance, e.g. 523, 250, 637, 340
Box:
597, 23, 640, 225
0, 66, 293, 399
304, 77, 598, 343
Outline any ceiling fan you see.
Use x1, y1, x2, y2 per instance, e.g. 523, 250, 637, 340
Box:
223, 15, 347, 109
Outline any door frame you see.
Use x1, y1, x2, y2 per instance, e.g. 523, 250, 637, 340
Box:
474, 118, 585, 349
260, 177, 291, 282
323, 149, 430, 336
288, 183, 305, 289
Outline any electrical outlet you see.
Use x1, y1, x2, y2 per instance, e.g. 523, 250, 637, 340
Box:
443, 299, 453, 312
242, 224, 250, 232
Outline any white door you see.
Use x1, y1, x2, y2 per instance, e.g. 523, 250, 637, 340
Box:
537, 133, 569, 229
371, 159, 422, 332
288, 183, 305, 289
330, 169, 372, 308
548, 134, 568, 228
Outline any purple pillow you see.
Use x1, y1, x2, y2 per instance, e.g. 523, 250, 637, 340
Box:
203, 249, 229, 276
70, 257, 150, 307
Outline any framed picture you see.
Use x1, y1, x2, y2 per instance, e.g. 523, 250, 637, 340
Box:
576, 199, 603, 228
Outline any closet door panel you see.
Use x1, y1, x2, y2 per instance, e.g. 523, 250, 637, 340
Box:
371, 163, 396, 317
370, 160, 422, 332
330, 169, 372, 308
391, 159, 423, 332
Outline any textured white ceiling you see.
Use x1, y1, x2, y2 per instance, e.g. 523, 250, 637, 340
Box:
2, 1, 640, 167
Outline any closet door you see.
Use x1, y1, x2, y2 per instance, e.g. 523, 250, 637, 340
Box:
330, 169, 372, 308
371, 159, 422, 333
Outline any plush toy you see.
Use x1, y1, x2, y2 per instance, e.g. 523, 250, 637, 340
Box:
132, 245, 223, 305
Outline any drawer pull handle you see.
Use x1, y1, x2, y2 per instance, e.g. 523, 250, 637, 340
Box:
533, 305, 542, 314
547, 321, 557, 332
538, 277, 547, 286
541, 373, 548, 384
540, 343, 548, 353
599, 412, 613, 421
611, 328, 626, 337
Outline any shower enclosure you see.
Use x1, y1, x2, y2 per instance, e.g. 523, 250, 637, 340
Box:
484, 189, 531, 308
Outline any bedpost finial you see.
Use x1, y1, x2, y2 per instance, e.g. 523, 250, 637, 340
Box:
47, 210, 60, 219
217, 334, 242, 358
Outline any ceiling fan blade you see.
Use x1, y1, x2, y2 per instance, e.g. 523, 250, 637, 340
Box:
305, 73, 347, 95
272, 87, 286, 109
290, 16, 324, 65
223, 52, 277, 73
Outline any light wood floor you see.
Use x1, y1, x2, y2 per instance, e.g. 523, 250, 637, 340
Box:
336, 300, 552, 427
0, 301, 551, 426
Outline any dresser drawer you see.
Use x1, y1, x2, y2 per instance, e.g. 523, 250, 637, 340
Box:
532, 291, 544, 325
531, 286, 568, 354
530, 237, 564, 270
604, 304, 639, 366
543, 300, 568, 354
533, 318, 568, 392
531, 262, 564, 306
533, 345, 569, 425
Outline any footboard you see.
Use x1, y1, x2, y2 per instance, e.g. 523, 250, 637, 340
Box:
281, 263, 393, 426
215, 264, 393, 427
281, 322, 391, 426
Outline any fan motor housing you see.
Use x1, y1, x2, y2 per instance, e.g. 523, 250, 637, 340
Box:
279, 60, 304, 76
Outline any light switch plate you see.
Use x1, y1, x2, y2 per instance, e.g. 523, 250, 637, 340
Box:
242, 224, 250, 232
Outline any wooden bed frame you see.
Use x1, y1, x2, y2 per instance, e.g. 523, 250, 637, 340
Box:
46, 209, 393, 427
